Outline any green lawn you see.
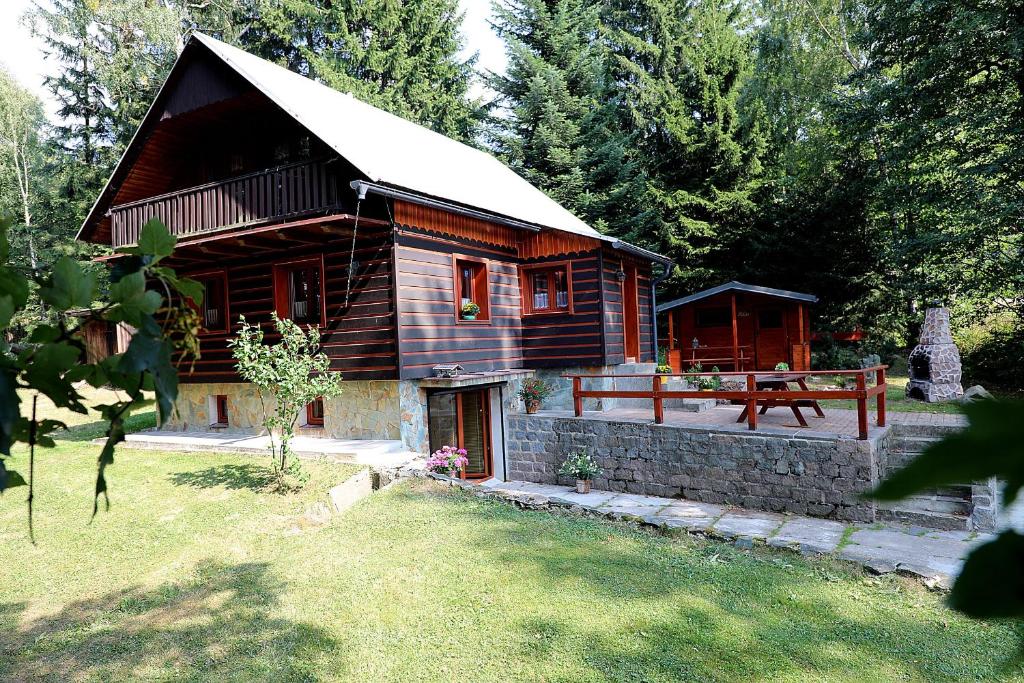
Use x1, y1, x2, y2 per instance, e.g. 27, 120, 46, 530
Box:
810, 374, 964, 414
3, 439, 1022, 681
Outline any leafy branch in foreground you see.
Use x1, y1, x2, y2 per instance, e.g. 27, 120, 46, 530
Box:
871, 400, 1024, 622
0, 216, 201, 535
229, 313, 343, 489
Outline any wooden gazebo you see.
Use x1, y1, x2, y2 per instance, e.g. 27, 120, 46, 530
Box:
657, 282, 817, 372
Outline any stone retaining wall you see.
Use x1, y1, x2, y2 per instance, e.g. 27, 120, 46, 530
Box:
506, 415, 882, 522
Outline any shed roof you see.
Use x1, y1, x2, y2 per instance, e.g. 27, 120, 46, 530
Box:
79, 33, 668, 265
656, 281, 818, 312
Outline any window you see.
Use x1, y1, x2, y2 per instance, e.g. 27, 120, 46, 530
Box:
274, 258, 324, 325
191, 272, 228, 334
758, 309, 784, 329
306, 398, 324, 426
453, 256, 490, 322
521, 263, 572, 314
696, 306, 731, 328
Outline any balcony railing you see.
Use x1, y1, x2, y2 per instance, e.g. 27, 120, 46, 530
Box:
109, 159, 344, 247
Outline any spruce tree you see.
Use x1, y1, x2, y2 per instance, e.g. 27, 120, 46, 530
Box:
488, 0, 648, 239
601, 0, 765, 293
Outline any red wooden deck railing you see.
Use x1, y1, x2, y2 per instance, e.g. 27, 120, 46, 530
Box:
666, 345, 753, 372
109, 158, 344, 247
563, 366, 888, 440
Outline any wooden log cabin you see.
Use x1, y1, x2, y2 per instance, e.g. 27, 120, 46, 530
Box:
658, 282, 817, 372
77, 33, 670, 477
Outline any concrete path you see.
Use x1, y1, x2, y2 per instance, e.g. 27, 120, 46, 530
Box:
477, 479, 991, 587
120, 430, 423, 469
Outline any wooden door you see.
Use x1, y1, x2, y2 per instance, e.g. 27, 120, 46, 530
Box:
754, 308, 789, 370
622, 264, 640, 362
427, 389, 492, 479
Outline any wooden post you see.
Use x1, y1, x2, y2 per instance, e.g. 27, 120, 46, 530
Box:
653, 375, 664, 424
731, 293, 739, 371
573, 376, 583, 417
876, 366, 887, 427
746, 373, 757, 432
856, 372, 868, 439
796, 303, 805, 370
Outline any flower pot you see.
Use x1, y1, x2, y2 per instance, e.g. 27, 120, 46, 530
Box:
525, 399, 540, 414
660, 375, 670, 386
462, 314, 477, 321
576, 479, 592, 494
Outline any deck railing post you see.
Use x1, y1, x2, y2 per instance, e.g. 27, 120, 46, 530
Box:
856, 371, 868, 439
746, 374, 757, 432
572, 376, 583, 417
876, 366, 887, 428
653, 375, 664, 424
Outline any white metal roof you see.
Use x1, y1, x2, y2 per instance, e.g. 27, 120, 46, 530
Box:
193, 33, 604, 240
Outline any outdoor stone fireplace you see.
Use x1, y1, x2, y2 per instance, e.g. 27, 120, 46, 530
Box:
906, 307, 963, 403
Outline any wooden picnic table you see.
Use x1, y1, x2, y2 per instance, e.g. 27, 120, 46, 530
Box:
735, 372, 826, 427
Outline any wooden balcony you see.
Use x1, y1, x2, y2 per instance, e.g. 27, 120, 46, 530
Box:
108, 159, 345, 247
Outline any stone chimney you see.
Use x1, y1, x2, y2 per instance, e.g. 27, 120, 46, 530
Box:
906, 307, 963, 402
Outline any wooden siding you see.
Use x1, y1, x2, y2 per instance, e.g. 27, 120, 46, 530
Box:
176, 226, 397, 383
519, 230, 602, 260
394, 200, 519, 249
395, 229, 523, 378
663, 291, 812, 371
600, 250, 655, 365
520, 251, 605, 368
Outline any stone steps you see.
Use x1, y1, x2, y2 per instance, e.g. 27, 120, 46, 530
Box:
881, 428, 975, 530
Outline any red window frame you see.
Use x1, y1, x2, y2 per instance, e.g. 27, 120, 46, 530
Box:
189, 270, 230, 334
273, 256, 327, 325
306, 397, 325, 426
215, 394, 229, 425
452, 254, 491, 324
520, 262, 574, 315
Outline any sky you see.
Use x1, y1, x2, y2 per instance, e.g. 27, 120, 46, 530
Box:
0, 0, 508, 121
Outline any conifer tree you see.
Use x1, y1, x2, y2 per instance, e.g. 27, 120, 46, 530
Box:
488, 0, 648, 238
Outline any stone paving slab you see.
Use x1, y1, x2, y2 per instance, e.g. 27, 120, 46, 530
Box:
465, 478, 982, 587
768, 518, 847, 555
712, 511, 786, 542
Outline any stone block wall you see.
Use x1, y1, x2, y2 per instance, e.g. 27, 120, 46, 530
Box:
164, 381, 402, 440
506, 414, 881, 522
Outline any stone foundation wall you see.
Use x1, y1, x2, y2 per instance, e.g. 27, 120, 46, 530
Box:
164, 381, 402, 440
506, 415, 881, 522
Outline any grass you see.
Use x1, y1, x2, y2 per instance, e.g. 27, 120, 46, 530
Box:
3, 443, 1023, 681
809, 374, 965, 414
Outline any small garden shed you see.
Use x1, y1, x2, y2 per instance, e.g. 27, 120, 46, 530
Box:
658, 282, 817, 372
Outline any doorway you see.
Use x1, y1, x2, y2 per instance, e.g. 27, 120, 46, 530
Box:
754, 308, 789, 369
622, 264, 640, 362
427, 389, 492, 479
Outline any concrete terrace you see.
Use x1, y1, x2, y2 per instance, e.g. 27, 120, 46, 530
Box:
542, 404, 967, 440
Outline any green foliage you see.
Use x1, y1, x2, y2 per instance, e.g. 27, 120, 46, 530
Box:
956, 312, 1024, 391
517, 378, 552, 405
558, 449, 602, 480
0, 216, 198, 530
811, 335, 862, 371
872, 400, 1024, 627
229, 313, 343, 487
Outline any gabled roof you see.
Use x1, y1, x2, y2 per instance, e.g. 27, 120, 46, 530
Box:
81, 32, 670, 266
657, 281, 818, 312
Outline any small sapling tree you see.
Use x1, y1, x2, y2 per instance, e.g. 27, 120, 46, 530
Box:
229, 313, 343, 487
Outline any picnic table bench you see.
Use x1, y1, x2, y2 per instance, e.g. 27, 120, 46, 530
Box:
735, 372, 826, 427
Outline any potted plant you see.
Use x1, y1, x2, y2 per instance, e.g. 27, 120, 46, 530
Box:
656, 364, 673, 385
710, 366, 722, 391
426, 445, 469, 478
558, 449, 602, 493
518, 378, 551, 413
461, 301, 480, 320
775, 362, 790, 372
